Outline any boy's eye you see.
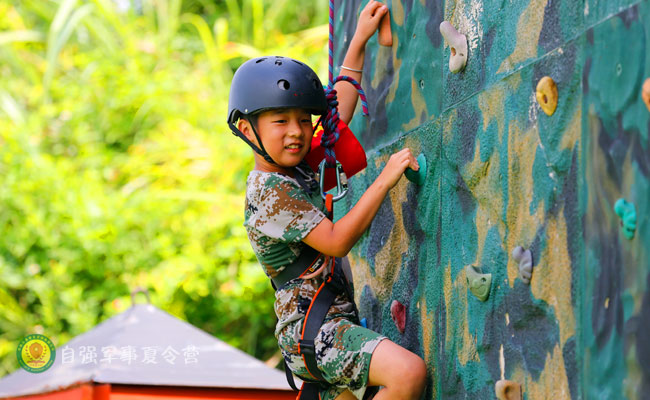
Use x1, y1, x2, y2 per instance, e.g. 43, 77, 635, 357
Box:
273, 119, 287, 123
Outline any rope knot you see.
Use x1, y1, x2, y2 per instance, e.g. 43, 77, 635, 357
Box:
320, 78, 369, 168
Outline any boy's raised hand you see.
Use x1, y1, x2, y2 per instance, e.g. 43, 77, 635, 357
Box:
353, 1, 389, 45
336, 1, 389, 124
378, 148, 419, 189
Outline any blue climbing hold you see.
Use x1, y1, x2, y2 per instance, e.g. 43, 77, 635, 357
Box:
614, 198, 636, 240
360, 318, 367, 328
405, 154, 427, 186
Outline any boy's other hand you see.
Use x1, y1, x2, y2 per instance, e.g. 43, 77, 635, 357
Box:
353, 1, 389, 45
378, 148, 419, 189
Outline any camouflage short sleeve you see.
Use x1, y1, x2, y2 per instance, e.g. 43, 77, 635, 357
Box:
244, 170, 326, 279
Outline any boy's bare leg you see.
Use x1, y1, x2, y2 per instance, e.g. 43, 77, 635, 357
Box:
366, 339, 427, 399
333, 339, 425, 400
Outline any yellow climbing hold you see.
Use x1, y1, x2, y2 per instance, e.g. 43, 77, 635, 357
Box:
495, 380, 522, 400
642, 78, 650, 112
536, 76, 558, 116
465, 265, 491, 302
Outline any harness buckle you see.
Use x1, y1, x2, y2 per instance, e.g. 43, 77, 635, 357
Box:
325, 265, 346, 294
298, 339, 316, 358
319, 160, 348, 202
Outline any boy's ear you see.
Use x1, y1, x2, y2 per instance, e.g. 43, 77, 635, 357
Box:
237, 119, 254, 141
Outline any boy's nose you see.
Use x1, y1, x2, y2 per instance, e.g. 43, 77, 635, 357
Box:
287, 120, 304, 136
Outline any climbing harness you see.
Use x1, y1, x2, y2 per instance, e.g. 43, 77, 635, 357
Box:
273, 193, 361, 399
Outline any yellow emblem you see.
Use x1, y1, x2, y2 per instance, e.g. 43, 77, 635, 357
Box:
17, 334, 55, 373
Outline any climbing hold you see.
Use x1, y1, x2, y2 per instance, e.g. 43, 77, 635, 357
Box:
465, 265, 492, 302
495, 380, 522, 400
360, 318, 368, 328
405, 153, 427, 186
536, 76, 558, 116
439, 21, 467, 73
390, 300, 406, 334
512, 246, 533, 284
378, 8, 392, 47
614, 198, 637, 240
642, 78, 650, 112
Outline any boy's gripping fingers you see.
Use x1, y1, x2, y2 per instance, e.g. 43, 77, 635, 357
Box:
354, 1, 389, 44
378, 148, 418, 189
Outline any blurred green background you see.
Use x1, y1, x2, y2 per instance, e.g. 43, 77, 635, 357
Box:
0, 0, 329, 375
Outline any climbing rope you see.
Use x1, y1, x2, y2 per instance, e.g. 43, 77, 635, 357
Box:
319, 0, 370, 199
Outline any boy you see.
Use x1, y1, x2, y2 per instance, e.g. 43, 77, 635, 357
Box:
227, 2, 427, 399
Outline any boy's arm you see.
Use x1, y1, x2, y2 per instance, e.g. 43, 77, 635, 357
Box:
335, 1, 389, 125
303, 148, 418, 257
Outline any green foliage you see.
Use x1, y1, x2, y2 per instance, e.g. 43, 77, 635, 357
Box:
0, 0, 328, 376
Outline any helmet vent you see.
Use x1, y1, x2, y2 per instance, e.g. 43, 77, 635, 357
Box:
275, 59, 283, 66
277, 79, 290, 90
255, 58, 266, 63
292, 60, 304, 66
312, 79, 320, 89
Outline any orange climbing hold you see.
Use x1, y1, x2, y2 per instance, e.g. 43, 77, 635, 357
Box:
536, 76, 558, 116
642, 78, 650, 112
378, 7, 392, 47
390, 300, 406, 334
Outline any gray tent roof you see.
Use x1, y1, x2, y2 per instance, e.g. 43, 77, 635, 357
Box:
0, 303, 295, 398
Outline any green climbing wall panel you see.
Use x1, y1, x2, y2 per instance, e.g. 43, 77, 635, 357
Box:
333, 0, 650, 398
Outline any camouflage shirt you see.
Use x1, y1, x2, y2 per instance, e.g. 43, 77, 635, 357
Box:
244, 162, 356, 337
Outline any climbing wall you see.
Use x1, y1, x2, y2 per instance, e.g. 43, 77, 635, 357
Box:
334, 0, 650, 398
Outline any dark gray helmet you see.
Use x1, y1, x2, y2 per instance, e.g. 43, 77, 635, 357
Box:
227, 56, 327, 123
227, 56, 327, 164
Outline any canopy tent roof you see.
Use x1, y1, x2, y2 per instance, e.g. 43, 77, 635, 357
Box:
0, 302, 293, 398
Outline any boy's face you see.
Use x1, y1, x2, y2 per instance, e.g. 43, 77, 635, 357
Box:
239, 108, 313, 170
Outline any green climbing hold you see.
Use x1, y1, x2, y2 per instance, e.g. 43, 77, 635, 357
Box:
465, 265, 492, 302
614, 198, 636, 240
405, 154, 427, 186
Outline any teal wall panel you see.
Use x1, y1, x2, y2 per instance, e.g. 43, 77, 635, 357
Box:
582, 3, 650, 398
333, 0, 650, 398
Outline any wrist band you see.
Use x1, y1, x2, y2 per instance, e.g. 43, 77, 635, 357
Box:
340, 65, 363, 73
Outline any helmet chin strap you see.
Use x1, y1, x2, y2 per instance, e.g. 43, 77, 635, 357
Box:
228, 118, 277, 165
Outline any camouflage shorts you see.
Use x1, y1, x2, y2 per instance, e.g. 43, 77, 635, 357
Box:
278, 316, 388, 400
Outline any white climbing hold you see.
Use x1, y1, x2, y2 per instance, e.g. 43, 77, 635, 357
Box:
439, 21, 468, 73
512, 246, 533, 284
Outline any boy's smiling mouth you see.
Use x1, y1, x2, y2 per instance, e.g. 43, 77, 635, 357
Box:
285, 143, 303, 153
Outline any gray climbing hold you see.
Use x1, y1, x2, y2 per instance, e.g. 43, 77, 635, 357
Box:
405, 153, 427, 186
465, 265, 491, 302
512, 246, 533, 284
